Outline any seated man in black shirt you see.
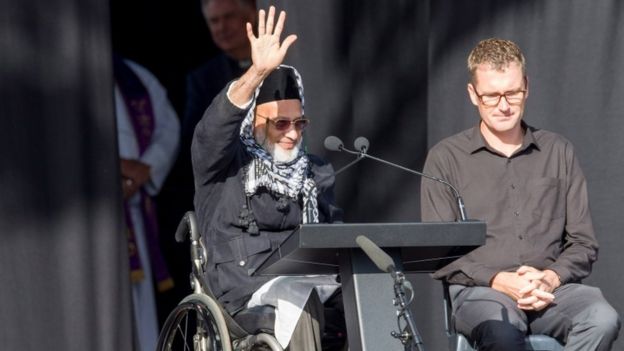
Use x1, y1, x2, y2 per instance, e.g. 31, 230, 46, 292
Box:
191, 6, 343, 350
421, 38, 620, 350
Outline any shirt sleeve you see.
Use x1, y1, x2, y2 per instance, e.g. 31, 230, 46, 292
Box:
420, 144, 460, 222
226, 79, 254, 109
191, 83, 250, 188
547, 142, 598, 284
421, 143, 498, 286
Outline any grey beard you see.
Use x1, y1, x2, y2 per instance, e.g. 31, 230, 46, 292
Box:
255, 129, 301, 163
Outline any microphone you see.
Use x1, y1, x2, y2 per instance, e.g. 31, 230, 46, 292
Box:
323, 135, 344, 152
355, 235, 395, 273
324, 136, 367, 176
354, 136, 369, 153
326, 136, 469, 222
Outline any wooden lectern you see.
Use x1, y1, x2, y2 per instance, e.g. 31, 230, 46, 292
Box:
254, 221, 486, 350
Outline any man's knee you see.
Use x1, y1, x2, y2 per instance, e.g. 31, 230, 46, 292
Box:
573, 286, 621, 336
472, 320, 525, 351
586, 302, 621, 341
563, 295, 621, 350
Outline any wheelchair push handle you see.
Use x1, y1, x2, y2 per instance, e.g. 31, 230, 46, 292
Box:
175, 211, 200, 243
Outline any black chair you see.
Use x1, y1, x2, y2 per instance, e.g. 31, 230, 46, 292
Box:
442, 282, 564, 351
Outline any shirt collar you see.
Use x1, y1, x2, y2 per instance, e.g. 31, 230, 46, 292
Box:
468, 120, 540, 155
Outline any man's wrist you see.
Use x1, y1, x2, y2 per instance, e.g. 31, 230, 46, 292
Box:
247, 64, 270, 80
226, 81, 253, 109
544, 269, 561, 289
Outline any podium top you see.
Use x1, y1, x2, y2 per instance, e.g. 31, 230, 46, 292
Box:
255, 221, 486, 275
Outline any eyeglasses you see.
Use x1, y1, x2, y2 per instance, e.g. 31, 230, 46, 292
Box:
256, 114, 310, 131
472, 85, 527, 107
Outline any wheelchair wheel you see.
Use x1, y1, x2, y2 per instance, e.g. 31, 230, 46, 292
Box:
157, 294, 232, 351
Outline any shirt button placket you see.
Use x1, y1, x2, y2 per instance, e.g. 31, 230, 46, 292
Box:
508, 158, 523, 242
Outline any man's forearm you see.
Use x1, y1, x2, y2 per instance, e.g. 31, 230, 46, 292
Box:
228, 65, 271, 107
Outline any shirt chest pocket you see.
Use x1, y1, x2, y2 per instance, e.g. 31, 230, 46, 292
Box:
528, 177, 565, 220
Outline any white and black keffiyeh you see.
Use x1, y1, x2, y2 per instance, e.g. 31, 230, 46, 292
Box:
239, 65, 320, 223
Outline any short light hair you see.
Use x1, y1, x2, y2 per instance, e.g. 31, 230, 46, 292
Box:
467, 38, 526, 81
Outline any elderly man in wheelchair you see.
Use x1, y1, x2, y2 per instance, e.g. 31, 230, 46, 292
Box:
158, 6, 345, 351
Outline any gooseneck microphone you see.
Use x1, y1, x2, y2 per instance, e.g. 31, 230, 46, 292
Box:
353, 136, 369, 153
324, 135, 468, 222
324, 136, 368, 176
323, 135, 344, 152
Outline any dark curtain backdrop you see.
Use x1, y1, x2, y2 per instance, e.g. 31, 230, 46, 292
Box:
0, 0, 133, 350
4, 0, 623, 350
263, 0, 430, 223
266, 1, 624, 350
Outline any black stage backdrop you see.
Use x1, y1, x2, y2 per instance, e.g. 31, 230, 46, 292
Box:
261, 1, 624, 349
0, 0, 133, 350
3, 0, 623, 350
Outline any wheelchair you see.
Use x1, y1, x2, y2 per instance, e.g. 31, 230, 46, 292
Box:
156, 211, 284, 351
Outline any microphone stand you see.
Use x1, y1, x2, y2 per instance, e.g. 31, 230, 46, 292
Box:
333, 152, 365, 176
356, 235, 425, 351
390, 270, 425, 351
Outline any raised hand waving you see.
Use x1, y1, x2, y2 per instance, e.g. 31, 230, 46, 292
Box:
246, 6, 297, 76
228, 6, 297, 106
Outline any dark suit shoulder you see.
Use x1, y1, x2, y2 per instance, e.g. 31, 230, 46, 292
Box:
189, 54, 233, 78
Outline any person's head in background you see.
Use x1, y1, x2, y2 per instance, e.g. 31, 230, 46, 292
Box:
201, 0, 257, 61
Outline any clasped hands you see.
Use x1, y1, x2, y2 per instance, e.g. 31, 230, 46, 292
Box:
491, 266, 561, 311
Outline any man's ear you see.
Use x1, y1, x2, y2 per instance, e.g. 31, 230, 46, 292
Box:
467, 83, 479, 106
253, 123, 269, 147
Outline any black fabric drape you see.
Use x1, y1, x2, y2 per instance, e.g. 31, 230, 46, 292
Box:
3, 0, 622, 349
264, 1, 624, 349
0, 0, 133, 350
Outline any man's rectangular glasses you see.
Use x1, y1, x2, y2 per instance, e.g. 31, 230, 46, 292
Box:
473, 88, 527, 107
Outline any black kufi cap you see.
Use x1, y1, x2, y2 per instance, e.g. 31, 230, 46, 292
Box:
256, 67, 301, 105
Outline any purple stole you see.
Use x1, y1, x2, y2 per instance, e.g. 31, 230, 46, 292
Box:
114, 56, 173, 292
